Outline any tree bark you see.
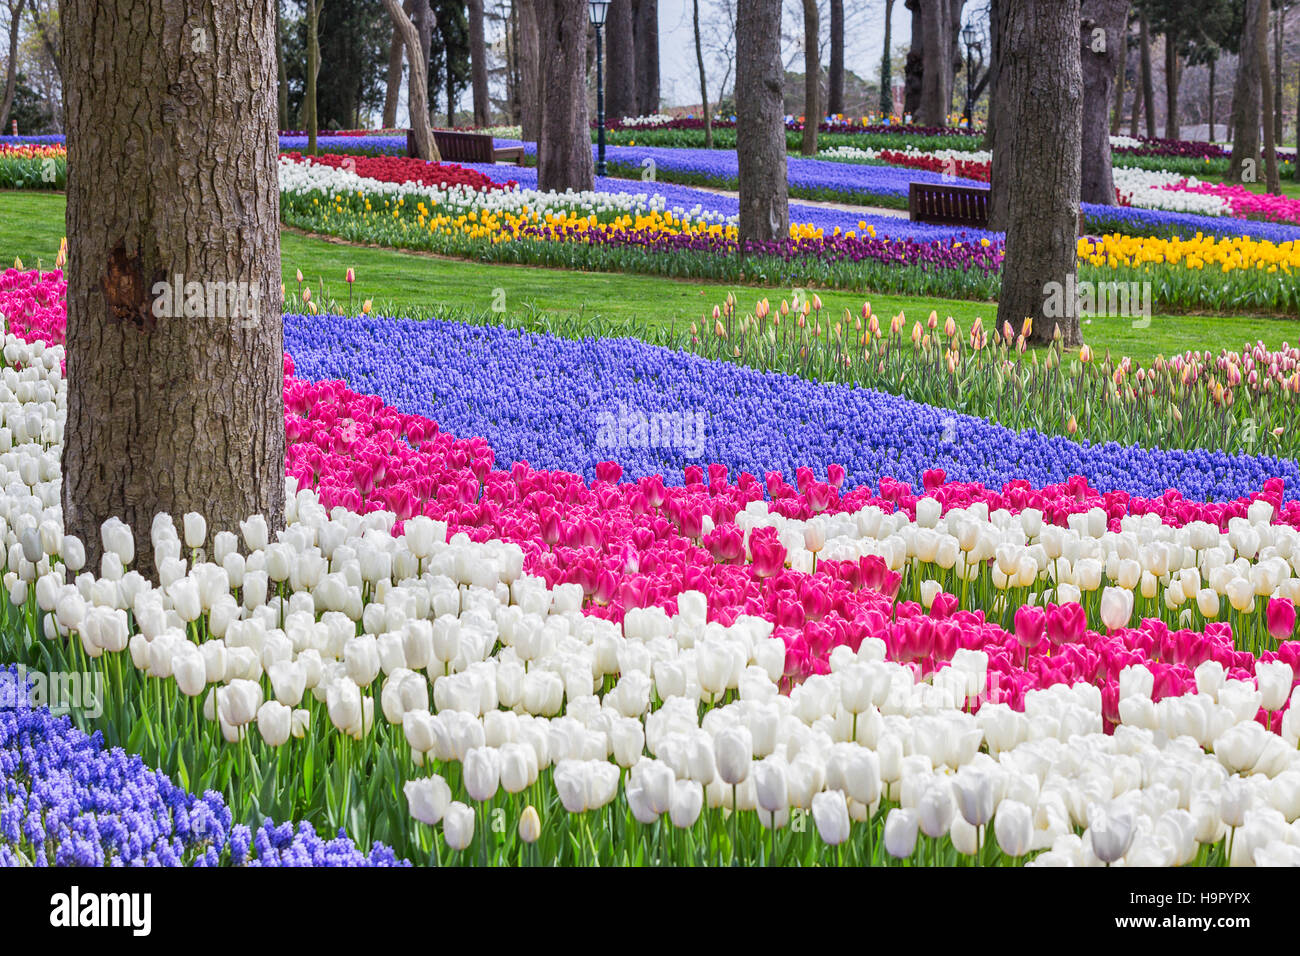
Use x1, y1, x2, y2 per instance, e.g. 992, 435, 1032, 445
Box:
305, 0, 322, 153
537, 0, 593, 191
880, 0, 896, 117
693, 0, 712, 147
1258, 0, 1279, 193
982, 0, 999, 147
383, 0, 438, 159
1163, 28, 1178, 139
828, 0, 844, 116
1109, 13, 1127, 135
736, 0, 787, 244
916, 0, 953, 126
1274, 0, 1283, 146
992, 0, 1082, 346
1128, 51, 1141, 137
634, 0, 659, 115
383, 16, 405, 129
61, 0, 286, 577
606, 0, 637, 119
904, 0, 923, 116
1137, 13, 1155, 138
0, 0, 28, 134
1081, 0, 1128, 206
1229, 0, 1262, 181
802, 0, 819, 155
469, 0, 489, 125
1207, 54, 1215, 142
517, 0, 541, 140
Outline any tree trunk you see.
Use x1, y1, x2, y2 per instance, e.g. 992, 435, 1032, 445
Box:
1207, 55, 1215, 142
383, 0, 438, 159
1274, 1, 1283, 146
828, 0, 844, 116
1109, 13, 1127, 135
1229, 0, 1262, 181
634, 0, 659, 115
992, 0, 1082, 346
305, 0, 322, 153
1081, 0, 1128, 206
0, 0, 28, 134
1138, 13, 1155, 138
277, 0, 289, 129
880, 0, 895, 117
469, 0, 489, 125
736, 0, 788, 244
517, 0, 541, 140
802, 0, 819, 155
916, 0, 953, 126
1128, 56, 1141, 136
982, 0, 999, 147
537, 0, 593, 191
61, 0, 286, 577
904, 0, 923, 116
1258, 0, 1279, 193
606, 0, 637, 119
1163, 28, 1178, 140
383, 14, 405, 130
693, 0, 712, 148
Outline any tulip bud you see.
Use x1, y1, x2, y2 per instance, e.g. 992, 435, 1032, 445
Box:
518, 805, 542, 844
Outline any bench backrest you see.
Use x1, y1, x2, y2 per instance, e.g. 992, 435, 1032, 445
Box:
405, 129, 495, 163
908, 181, 990, 227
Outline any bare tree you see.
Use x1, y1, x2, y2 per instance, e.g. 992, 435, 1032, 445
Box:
736, 0, 788, 243
61, 0, 286, 575
693, 0, 713, 146
991, 0, 1083, 346
383, 0, 439, 159
537, 0, 593, 191
0, 0, 29, 133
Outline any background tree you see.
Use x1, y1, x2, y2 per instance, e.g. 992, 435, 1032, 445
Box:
22, 0, 62, 131
633, 0, 659, 114
516, 0, 540, 139
1228, 0, 1262, 179
383, 0, 439, 157
606, 0, 636, 118
468, 0, 488, 124
801, 0, 819, 154
1, 0, 30, 133
1081, 0, 1130, 205
1137, 12, 1155, 136
62, 0, 286, 575
382, 0, 412, 128
880, 0, 895, 117
736, 0, 788, 243
304, 0, 323, 151
992, 0, 1083, 346
1258, 0, 1280, 191
693, 0, 712, 146
317, 0, 389, 128
1110, 10, 1128, 134
429, 0, 469, 125
278, 1, 290, 127
828, 0, 844, 115
536, 0, 593, 191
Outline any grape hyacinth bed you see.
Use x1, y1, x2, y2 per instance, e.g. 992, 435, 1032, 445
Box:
4, 268, 1300, 868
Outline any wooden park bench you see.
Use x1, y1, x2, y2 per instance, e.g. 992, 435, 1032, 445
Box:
405, 128, 526, 165
908, 181, 1088, 234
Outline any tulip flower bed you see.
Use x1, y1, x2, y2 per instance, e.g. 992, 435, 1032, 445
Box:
280, 152, 513, 193
7, 275, 1300, 866
0, 143, 66, 190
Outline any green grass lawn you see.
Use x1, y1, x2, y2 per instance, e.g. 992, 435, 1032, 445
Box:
4, 190, 1295, 364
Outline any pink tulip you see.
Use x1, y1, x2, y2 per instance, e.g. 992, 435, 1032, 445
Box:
1268, 598, 1297, 644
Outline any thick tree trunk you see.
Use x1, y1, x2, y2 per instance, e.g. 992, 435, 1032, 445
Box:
1163, 29, 1178, 140
736, 0, 788, 244
305, 0, 322, 153
634, 0, 660, 115
904, 0, 923, 116
383, 0, 438, 159
277, 0, 289, 129
1109, 13, 1127, 135
1258, 0, 1279, 193
916, 0, 953, 126
1138, 13, 1155, 138
469, 0, 489, 125
828, 0, 844, 116
1229, 0, 1262, 181
537, 0, 593, 191
0, 0, 27, 134
1081, 0, 1128, 205
606, 0, 637, 119
992, 0, 1082, 346
880, 0, 895, 117
383, 18, 405, 129
61, 0, 286, 577
802, 0, 819, 155
517, 0, 541, 140
693, 0, 712, 148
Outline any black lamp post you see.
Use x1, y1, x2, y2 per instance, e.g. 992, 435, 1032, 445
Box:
961, 23, 981, 129
590, 0, 611, 177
